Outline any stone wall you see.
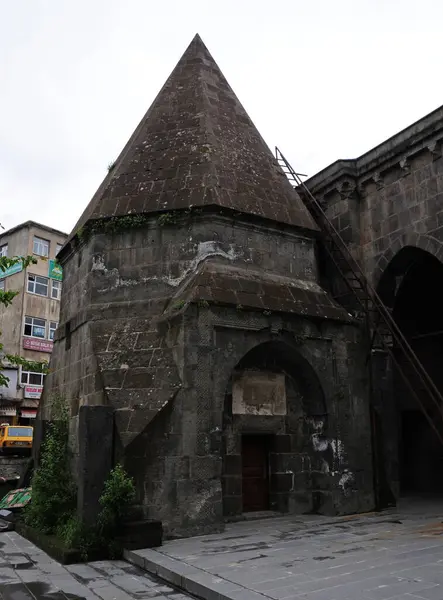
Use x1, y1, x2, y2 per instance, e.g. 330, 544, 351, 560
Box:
302, 104, 443, 507
0, 457, 28, 480
304, 105, 443, 292
38, 212, 373, 538
125, 302, 373, 538
41, 212, 319, 425
220, 317, 372, 520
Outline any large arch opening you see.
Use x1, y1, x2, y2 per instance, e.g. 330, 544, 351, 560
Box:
222, 340, 330, 518
377, 246, 443, 495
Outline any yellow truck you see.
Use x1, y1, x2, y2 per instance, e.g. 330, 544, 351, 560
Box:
0, 425, 33, 455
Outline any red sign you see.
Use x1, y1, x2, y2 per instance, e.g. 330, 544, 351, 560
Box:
22, 338, 53, 353
24, 386, 42, 399
21, 409, 37, 419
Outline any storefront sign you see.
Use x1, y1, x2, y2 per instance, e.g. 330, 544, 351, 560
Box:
24, 386, 42, 399
21, 409, 37, 419
48, 260, 63, 281
0, 407, 17, 417
0, 262, 23, 279
22, 338, 53, 353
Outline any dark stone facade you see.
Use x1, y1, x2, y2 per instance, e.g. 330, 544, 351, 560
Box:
40, 209, 372, 537
38, 35, 443, 539
36, 35, 375, 538
304, 105, 443, 291
303, 104, 443, 505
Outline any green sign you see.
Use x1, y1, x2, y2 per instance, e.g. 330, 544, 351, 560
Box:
48, 260, 63, 281
0, 261, 23, 279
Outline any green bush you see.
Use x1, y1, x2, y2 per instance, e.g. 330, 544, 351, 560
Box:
24, 394, 135, 559
96, 464, 135, 549
59, 464, 135, 559
24, 398, 76, 534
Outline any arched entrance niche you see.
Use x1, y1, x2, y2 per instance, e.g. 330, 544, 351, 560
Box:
222, 340, 331, 519
377, 246, 443, 495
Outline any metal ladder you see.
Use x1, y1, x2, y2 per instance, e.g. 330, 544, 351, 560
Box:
275, 146, 443, 445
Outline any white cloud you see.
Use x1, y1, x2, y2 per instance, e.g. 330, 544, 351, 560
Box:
1, 0, 443, 234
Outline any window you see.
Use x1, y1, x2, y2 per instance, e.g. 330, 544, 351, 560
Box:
56, 243, 63, 256
51, 280, 62, 300
27, 274, 48, 296
0, 279, 4, 292
8, 427, 33, 437
20, 370, 45, 386
49, 321, 58, 341
33, 236, 49, 257
24, 316, 46, 338
0, 244, 7, 257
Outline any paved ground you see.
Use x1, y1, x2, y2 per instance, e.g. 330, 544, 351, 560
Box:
0, 531, 193, 599
127, 497, 443, 600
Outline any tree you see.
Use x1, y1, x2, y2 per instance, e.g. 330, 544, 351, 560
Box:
0, 255, 49, 387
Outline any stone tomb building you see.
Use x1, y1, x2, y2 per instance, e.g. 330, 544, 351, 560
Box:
38, 35, 373, 538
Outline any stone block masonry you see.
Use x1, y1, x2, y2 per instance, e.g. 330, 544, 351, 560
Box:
36, 34, 374, 539
302, 103, 443, 508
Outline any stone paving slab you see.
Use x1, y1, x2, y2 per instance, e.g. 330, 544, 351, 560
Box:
0, 531, 195, 599
125, 497, 443, 600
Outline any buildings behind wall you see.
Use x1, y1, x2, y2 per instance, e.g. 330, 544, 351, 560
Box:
0, 221, 67, 425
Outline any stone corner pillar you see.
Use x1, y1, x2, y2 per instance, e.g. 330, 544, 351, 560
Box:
77, 405, 114, 526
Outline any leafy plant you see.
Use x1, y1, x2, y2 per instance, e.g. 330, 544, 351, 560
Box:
23, 396, 76, 534
25, 391, 135, 559
74, 206, 209, 244
96, 464, 135, 542
172, 299, 186, 310
58, 464, 135, 559
157, 212, 179, 227
75, 214, 153, 243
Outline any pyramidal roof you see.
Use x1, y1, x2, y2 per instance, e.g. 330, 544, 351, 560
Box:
71, 34, 317, 236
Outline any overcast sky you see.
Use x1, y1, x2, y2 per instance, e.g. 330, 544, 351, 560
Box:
1, 0, 443, 235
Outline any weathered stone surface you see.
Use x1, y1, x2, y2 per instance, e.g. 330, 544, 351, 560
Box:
302, 103, 443, 510
69, 34, 317, 237
160, 262, 353, 323
77, 405, 114, 527
303, 105, 443, 293
126, 500, 443, 600
0, 457, 28, 481
37, 35, 373, 539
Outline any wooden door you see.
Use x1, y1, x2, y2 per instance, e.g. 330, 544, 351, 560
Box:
242, 435, 269, 512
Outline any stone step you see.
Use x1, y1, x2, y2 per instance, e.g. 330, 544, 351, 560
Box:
124, 547, 259, 600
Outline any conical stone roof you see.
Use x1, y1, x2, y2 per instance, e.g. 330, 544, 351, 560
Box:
71, 34, 317, 235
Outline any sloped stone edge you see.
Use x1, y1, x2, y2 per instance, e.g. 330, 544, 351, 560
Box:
124, 547, 267, 600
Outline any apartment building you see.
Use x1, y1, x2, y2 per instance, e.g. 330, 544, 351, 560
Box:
0, 221, 67, 424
